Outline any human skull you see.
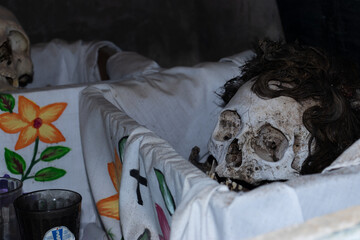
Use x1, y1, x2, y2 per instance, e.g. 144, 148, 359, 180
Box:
0, 6, 33, 90
209, 80, 315, 185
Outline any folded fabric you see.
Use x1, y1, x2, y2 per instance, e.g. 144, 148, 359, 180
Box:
79, 49, 360, 240
28, 39, 120, 88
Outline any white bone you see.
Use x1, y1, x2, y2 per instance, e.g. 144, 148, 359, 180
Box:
209, 80, 315, 185
0, 6, 33, 90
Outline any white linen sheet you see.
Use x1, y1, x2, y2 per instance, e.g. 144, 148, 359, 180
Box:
78, 50, 360, 240
2, 37, 359, 240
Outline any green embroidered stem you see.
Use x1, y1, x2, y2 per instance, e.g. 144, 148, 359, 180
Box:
23, 175, 36, 179
21, 137, 40, 181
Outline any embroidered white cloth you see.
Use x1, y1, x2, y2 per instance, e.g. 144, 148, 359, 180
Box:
2, 39, 360, 240
0, 39, 119, 239
79, 50, 360, 240
79, 50, 254, 239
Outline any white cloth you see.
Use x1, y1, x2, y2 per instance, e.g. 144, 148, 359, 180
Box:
0, 86, 98, 239
0, 40, 119, 239
79, 50, 360, 240
3, 38, 358, 240
28, 39, 120, 88
103, 50, 254, 159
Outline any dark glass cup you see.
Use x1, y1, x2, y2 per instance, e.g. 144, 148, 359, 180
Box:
14, 189, 82, 240
0, 177, 23, 240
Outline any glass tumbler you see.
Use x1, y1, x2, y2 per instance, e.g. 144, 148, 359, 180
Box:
14, 189, 82, 240
0, 177, 23, 240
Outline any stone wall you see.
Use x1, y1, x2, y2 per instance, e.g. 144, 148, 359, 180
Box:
2, 0, 283, 67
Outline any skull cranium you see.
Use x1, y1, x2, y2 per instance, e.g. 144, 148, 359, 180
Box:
209, 80, 315, 185
0, 6, 33, 90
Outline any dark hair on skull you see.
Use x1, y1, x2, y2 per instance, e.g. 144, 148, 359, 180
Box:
220, 39, 360, 175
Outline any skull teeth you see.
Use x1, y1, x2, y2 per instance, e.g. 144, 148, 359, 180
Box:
222, 178, 243, 191
206, 169, 244, 192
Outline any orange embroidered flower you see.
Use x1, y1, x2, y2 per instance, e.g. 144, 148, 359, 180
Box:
96, 149, 122, 220
0, 96, 67, 150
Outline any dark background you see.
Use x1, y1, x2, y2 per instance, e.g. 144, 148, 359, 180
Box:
2, 0, 359, 67
1, 0, 283, 67
277, 0, 360, 67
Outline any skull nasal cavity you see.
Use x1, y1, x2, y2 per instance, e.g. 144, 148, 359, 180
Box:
226, 139, 242, 167
33, 118, 42, 129
214, 110, 241, 142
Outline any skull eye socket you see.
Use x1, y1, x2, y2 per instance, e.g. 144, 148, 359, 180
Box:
213, 110, 242, 142
253, 124, 289, 162
0, 40, 12, 64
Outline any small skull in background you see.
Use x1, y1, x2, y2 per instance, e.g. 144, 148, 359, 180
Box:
0, 6, 33, 90
208, 80, 315, 185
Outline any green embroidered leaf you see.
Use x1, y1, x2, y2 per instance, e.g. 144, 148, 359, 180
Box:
4, 148, 26, 175
40, 146, 71, 162
154, 168, 176, 215
137, 228, 151, 240
118, 136, 128, 163
106, 228, 116, 240
0, 94, 15, 113
34, 167, 66, 181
